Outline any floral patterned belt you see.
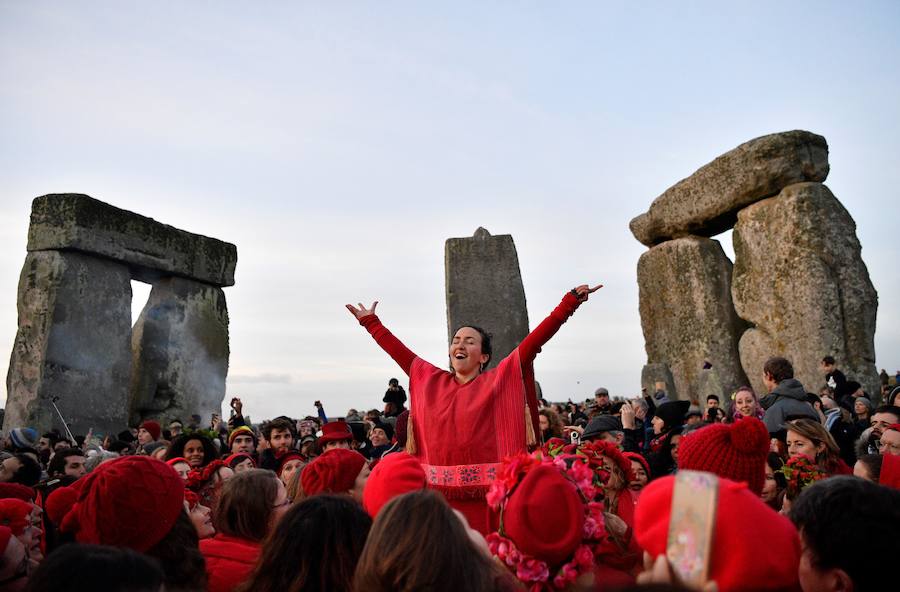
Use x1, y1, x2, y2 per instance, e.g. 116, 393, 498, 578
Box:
421, 462, 502, 489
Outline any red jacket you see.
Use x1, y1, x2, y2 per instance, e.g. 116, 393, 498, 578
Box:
199, 534, 261, 592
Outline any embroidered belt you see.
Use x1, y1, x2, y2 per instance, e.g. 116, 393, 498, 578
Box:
421, 462, 502, 488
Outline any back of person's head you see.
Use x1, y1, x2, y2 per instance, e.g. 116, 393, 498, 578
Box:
238, 494, 371, 592
144, 510, 206, 592
10, 453, 41, 487
354, 489, 500, 592
214, 469, 280, 542
25, 544, 164, 592
790, 476, 900, 591
764, 357, 794, 382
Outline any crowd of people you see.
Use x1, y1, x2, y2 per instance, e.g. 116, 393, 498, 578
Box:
0, 287, 898, 590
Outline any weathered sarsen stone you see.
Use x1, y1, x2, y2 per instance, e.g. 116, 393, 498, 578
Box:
28, 194, 237, 287
5, 251, 132, 436
445, 228, 529, 369
130, 277, 230, 426
630, 131, 829, 246
732, 182, 879, 398
638, 236, 749, 402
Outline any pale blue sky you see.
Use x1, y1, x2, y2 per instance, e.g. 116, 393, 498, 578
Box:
1, 2, 898, 420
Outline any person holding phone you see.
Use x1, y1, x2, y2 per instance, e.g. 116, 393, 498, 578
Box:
346, 283, 602, 534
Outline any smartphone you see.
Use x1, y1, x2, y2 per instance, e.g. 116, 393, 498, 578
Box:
666, 470, 718, 587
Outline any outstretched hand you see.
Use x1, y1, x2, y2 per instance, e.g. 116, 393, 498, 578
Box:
573, 284, 603, 302
346, 301, 378, 320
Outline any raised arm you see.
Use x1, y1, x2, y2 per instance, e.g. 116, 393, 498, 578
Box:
346, 301, 416, 375
518, 284, 602, 364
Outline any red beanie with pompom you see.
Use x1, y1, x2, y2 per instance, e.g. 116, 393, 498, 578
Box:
60, 456, 184, 552
301, 448, 367, 497
363, 452, 426, 517
635, 474, 800, 591
677, 417, 769, 495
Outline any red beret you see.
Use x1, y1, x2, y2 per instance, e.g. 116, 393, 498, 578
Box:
140, 420, 161, 441
504, 464, 585, 567
225, 453, 256, 470
61, 456, 185, 552
301, 449, 367, 497
678, 418, 770, 495
634, 474, 801, 591
363, 453, 426, 517
0, 499, 32, 536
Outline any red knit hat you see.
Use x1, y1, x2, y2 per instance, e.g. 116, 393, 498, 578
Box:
276, 451, 305, 476
166, 457, 189, 467
225, 453, 256, 470
59, 456, 185, 552
362, 452, 426, 517
634, 474, 800, 591
316, 421, 354, 446
623, 452, 650, 478
0, 499, 32, 536
677, 417, 770, 495
0, 483, 36, 502
140, 420, 161, 441
301, 448, 367, 497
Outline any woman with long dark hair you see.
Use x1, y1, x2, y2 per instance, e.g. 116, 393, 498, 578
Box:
346, 283, 601, 532
236, 495, 371, 592
353, 489, 511, 592
201, 469, 289, 592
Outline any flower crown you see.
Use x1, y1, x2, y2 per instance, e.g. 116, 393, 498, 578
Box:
186, 459, 227, 492
778, 454, 826, 500
486, 449, 608, 590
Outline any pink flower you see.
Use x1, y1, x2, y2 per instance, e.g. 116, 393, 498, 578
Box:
574, 544, 594, 568
485, 482, 507, 509
516, 558, 549, 583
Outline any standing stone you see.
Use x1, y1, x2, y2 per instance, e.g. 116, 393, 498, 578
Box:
630, 131, 829, 246
130, 277, 230, 425
732, 182, 879, 397
638, 236, 749, 402
445, 228, 529, 369
641, 363, 678, 401
4, 251, 132, 436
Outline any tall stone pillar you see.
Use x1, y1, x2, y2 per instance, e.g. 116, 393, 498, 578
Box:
732, 182, 879, 397
130, 277, 230, 426
637, 236, 749, 402
5, 251, 132, 436
445, 228, 529, 369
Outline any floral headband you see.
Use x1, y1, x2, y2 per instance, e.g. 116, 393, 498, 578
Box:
486, 450, 608, 590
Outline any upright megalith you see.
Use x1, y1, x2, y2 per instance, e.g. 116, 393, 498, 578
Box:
631, 131, 878, 403
130, 277, 230, 426
732, 182, 879, 397
445, 228, 529, 369
4, 194, 237, 435
637, 236, 749, 402
5, 251, 133, 436
630, 131, 829, 246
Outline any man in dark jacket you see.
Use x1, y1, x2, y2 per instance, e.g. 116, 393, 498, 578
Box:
759, 357, 818, 435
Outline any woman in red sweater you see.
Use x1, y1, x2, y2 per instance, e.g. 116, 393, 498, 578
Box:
200, 469, 291, 592
346, 283, 601, 533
